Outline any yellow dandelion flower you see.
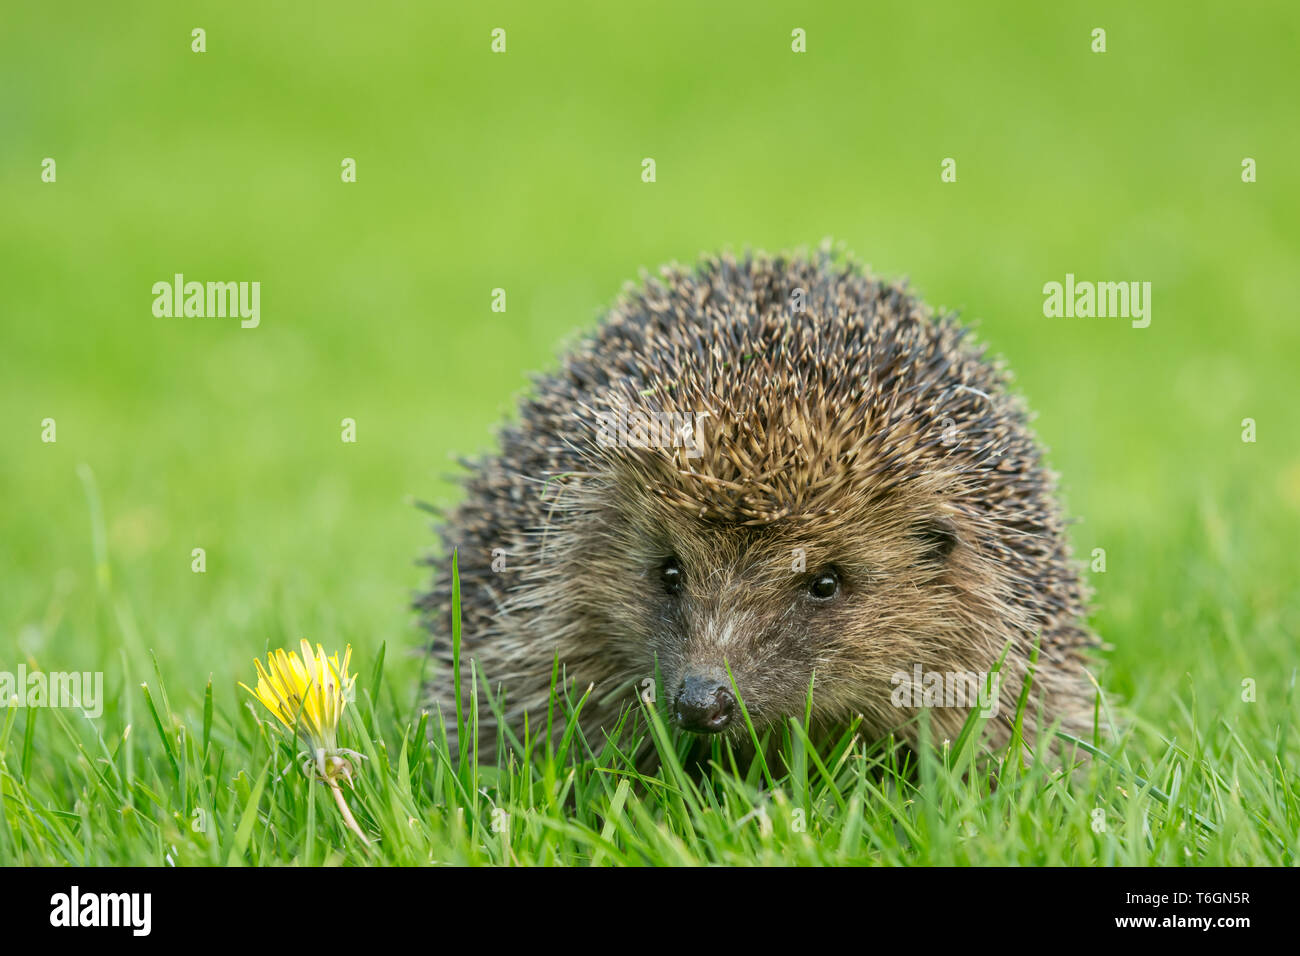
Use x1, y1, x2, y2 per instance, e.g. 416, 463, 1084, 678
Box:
241, 640, 354, 753
241, 640, 371, 844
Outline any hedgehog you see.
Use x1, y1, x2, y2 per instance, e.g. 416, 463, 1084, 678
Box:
418, 247, 1098, 763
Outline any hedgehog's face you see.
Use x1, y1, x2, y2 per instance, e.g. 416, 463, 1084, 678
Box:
619, 493, 979, 739
646, 538, 836, 735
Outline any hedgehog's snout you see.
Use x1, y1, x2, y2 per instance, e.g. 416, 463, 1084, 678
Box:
674, 674, 736, 733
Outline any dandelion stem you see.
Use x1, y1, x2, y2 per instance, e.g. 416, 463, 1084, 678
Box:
329, 779, 371, 845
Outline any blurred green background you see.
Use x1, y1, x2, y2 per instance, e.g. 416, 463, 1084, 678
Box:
2, 1, 1297, 725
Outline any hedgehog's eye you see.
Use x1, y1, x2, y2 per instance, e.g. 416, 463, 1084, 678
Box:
661, 558, 683, 595
808, 570, 839, 600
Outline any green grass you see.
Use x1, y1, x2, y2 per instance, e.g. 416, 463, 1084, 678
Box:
0, 487, 1295, 866
2, 0, 1298, 865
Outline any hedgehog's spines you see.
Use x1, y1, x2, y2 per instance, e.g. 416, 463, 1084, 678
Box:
419, 247, 1099, 760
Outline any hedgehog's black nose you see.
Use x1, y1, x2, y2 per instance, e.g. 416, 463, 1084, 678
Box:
675, 675, 736, 733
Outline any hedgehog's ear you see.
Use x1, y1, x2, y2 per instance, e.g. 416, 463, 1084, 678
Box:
915, 517, 960, 564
